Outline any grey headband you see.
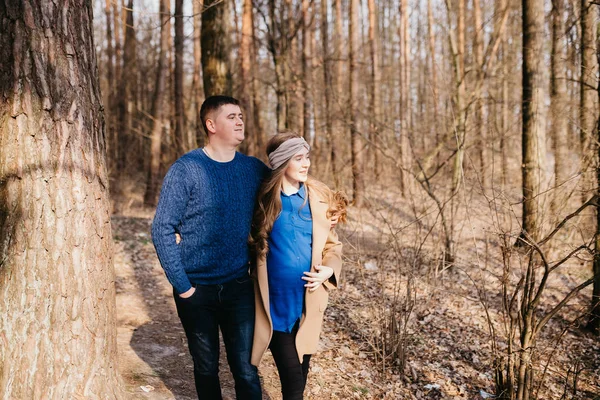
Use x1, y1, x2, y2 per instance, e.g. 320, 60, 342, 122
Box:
268, 137, 311, 170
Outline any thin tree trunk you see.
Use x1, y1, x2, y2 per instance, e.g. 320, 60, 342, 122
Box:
368, 0, 382, 178
144, 0, 171, 207
302, 0, 314, 145
174, 0, 189, 155
580, 0, 597, 199
520, 0, 547, 242
587, 30, 600, 334
240, 0, 256, 155
550, 0, 569, 214
105, 0, 116, 174
451, 0, 466, 194
322, 0, 334, 182
116, 0, 136, 174
332, 0, 343, 188
474, 0, 486, 186
192, 0, 204, 147
349, 0, 365, 207
0, 2, 124, 397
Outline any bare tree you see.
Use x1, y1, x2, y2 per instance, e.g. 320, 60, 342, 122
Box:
192, 0, 205, 147
0, 1, 124, 397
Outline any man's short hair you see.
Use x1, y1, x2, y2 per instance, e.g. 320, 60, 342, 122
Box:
200, 95, 241, 136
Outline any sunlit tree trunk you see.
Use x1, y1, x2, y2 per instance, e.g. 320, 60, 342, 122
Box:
550, 0, 569, 213
473, 0, 486, 187
0, 1, 124, 397
520, 0, 547, 243
368, 0, 381, 178
240, 0, 257, 156
580, 0, 597, 199
349, 0, 365, 207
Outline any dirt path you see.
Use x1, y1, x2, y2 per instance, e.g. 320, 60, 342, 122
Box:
113, 213, 376, 400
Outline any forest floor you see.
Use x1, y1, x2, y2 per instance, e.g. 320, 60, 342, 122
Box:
112, 184, 600, 400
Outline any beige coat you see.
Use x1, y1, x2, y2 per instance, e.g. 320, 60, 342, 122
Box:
251, 183, 343, 365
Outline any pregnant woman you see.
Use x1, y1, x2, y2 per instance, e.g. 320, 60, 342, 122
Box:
249, 131, 345, 399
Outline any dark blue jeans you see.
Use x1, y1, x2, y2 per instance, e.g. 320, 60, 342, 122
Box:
174, 274, 262, 400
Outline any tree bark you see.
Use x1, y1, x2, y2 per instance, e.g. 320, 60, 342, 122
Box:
349, 0, 365, 207
174, 0, 190, 155
192, 0, 205, 147
202, 0, 232, 96
0, 1, 123, 397
302, 0, 314, 146
520, 0, 547, 242
580, 0, 597, 199
473, 0, 486, 186
240, 0, 257, 156
116, 0, 136, 173
368, 0, 382, 178
550, 0, 569, 210
144, 0, 171, 207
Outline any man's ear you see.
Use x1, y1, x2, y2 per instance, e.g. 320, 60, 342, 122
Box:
206, 117, 217, 134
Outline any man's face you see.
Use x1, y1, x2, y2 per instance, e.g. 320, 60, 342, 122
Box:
207, 104, 244, 145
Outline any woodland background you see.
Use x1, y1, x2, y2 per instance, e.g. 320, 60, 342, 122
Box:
0, 0, 599, 399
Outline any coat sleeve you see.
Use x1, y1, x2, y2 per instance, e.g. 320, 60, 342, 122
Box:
322, 227, 342, 290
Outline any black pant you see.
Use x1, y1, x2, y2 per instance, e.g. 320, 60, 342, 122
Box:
269, 324, 312, 400
173, 275, 262, 400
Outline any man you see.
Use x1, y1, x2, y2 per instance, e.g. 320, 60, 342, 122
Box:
152, 96, 267, 399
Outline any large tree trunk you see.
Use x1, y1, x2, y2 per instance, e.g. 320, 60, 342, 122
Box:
202, 0, 232, 96
520, 0, 547, 242
144, 0, 171, 207
0, 1, 123, 397
550, 0, 569, 212
349, 0, 365, 207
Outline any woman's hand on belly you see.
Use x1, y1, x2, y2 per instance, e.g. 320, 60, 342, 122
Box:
302, 265, 334, 292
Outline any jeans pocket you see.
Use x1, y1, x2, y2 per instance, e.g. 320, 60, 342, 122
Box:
235, 275, 251, 285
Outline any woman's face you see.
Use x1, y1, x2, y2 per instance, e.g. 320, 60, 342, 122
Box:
284, 147, 311, 186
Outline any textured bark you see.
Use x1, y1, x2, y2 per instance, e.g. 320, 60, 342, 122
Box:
0, 1, 123, 398
349, 0, 365, 207
192, 0, 204, 147
520, 0, 547, 242
202, 0, 232, 96
588, 31, 600, 334
144, 0, 171, 207
451, 0, 467, 194
550, 0, 569, 194
580, 0, 597, 196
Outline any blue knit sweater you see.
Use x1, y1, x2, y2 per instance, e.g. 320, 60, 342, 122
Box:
151, 149, 269, 294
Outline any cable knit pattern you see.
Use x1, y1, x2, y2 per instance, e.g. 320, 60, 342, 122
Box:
152, 149, 269, 294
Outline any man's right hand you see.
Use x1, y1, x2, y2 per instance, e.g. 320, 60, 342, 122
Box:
179, 287, 196, 298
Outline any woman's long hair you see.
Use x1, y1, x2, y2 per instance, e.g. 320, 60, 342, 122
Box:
249, 131, 299, 259
249, 132, 347, 260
